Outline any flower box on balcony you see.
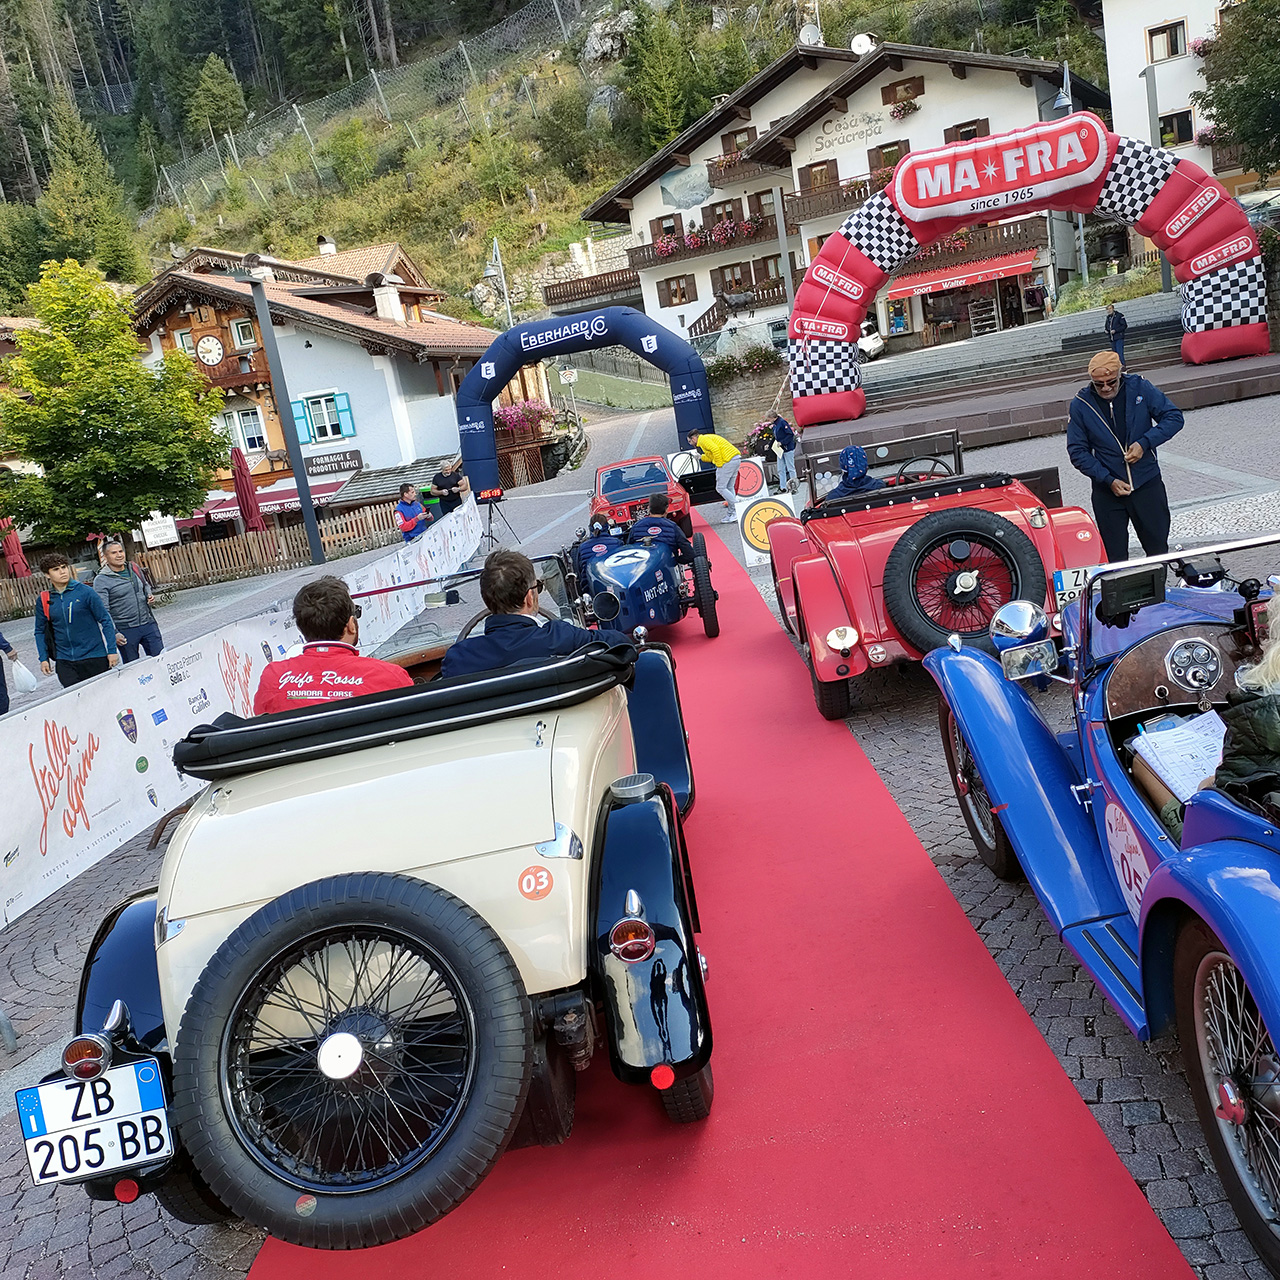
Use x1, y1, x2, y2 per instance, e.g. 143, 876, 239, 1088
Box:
709, 220, 738, 246
654, 234, 679, 258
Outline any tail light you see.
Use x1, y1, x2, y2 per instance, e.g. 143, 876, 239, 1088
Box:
62, 1033, 112, 1081
114, 1178, 140, 1204
650, 1064, 675, 1090
609, 917, 656, 963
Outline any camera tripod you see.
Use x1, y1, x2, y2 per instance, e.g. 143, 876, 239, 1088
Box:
479, 498, 519, 552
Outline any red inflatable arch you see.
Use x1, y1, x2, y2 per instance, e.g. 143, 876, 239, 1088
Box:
788, 112, 1269, 428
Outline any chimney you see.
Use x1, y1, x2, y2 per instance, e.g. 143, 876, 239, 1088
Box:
367, 272, 405, 324
316, 235, 337, 256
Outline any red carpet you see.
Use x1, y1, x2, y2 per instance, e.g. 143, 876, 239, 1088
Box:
250, 517, 1191, 1280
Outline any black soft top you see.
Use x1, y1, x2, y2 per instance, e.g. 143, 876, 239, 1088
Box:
801, 472, 1016, 522
173, 643, 637, 783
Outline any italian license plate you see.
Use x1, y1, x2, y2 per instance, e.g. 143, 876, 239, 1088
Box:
15, 1058, 172, 1185
1053, 566, 1094, 610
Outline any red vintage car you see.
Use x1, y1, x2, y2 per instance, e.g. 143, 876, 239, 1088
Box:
768, 432, 1103, 719
590, 457, 693, 534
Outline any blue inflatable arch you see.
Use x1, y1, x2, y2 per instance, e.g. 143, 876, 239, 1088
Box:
455, 306, 715, 496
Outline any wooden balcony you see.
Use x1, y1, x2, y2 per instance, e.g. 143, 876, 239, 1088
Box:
784, 177, 876, 233
629, 215, 778, 270
706, 152, 778, 189
688, 276, 790, 339
1212, 141, 1246, 174
542, 267, 641, 309
201, 350, 271, 392
904, 218, 1048, 270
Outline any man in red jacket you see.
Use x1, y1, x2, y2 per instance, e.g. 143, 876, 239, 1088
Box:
254, 577, 413, 715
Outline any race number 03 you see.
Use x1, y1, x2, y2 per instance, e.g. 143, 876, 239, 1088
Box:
518, 866, 553, 900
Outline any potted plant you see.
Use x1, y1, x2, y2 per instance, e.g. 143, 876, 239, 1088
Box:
889, 99, 919, 121
684, 224, 706, 249
709, 219, 737, 246
739, 214, 761, 237
654, 234, 679, 258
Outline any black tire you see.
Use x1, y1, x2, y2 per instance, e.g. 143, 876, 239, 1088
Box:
154, 1151, 235, 1226
771, 558, 794, 635
883, 508, 1046, 656
691, 532, 707, 560
1175, 918, 1280, 1274
676, 512, 693, 538
796, 590, 850, 720
938, 699, 1021, 880
692, 555, 719, 638
171, 873, 533, 1250
661, 1063, 714, 1123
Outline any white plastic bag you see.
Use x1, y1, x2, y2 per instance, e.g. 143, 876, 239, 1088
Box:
10, 659, 37, 694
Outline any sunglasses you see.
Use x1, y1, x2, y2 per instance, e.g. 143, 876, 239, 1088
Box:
1091, 377, 1120, 390
530, 578, 545, 594
352, 604, 363, 619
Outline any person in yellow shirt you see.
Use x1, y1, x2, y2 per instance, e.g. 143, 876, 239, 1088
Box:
687, 430, 742, 524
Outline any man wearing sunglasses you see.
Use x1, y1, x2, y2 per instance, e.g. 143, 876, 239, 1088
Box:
1066, 350, 1184, 562
441, 549, 632, 679
254, 576, 413, 714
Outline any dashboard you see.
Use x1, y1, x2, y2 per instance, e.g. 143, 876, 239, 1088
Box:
1104, 621, 1253, 720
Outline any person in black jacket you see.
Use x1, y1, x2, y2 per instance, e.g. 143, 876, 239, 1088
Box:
628, 494, 694, 562
1104, 304, 1128, 367
1066, 351, 1183, 562
576, 517, 624, 579
442, 550, 631, 679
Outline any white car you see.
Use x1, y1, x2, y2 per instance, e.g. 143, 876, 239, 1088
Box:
857, 318, 885, 362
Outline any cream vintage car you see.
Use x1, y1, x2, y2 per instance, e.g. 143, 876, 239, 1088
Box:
17, 595, 711, 1250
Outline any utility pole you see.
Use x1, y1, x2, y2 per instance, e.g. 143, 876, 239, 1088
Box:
1139, 64, 1175, 293
774, 184, 796, 310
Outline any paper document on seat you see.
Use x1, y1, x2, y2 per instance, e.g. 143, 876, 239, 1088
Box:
1132, 709, 1227, 802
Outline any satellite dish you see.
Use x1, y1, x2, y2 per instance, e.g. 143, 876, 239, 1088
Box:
798, 23, 822, 46
850, 32, 875, 54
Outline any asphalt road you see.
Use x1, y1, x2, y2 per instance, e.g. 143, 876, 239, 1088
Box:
0, 396, 1278, 1279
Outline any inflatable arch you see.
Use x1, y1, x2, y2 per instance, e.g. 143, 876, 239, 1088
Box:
456, 306, 714, 495
788, 112, 1270, 427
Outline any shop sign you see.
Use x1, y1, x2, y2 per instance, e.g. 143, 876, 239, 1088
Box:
304, 449, 363, 477
139, 512, 179, 548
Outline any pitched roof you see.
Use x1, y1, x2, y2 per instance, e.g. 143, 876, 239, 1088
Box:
0, 316, 38, 336
289, 242, 432, 287
133, 271, 496, 358
746, 43, 1109, 165
331, 454, 456, 505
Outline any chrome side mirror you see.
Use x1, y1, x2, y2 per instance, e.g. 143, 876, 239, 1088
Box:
999, 639, 1061, 682
990, 601, 1049, 652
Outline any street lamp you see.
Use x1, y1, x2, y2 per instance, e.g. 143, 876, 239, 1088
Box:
237, 253, 325, 566
1138, 63, 1175, 293
1055, 62, 1089, 285
480, 237, 514, 329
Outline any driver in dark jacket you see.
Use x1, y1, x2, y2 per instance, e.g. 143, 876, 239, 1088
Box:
627, 494, 693, 562
576, 517, 624, 578
441, 549, 632, 679
821, 445, 885, 504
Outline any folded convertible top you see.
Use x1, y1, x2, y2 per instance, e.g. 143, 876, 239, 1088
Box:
173, 643, 637, 782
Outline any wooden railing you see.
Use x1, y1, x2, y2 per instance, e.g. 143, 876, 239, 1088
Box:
542, 268, 641, 308
901, 218, 1049, 272
200, 349, 271, 391
1212, 141, 1246, 174
629, 215, 778, 269
784, 177, 874, 232
706, 153, 777, 188
688, 276, 790, 338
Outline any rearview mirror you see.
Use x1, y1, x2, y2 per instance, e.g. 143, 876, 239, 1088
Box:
999, 639, 1060, 681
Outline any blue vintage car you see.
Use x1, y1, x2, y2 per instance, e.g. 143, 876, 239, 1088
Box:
928, 535, 1280, 1272
571, 530, 720, 639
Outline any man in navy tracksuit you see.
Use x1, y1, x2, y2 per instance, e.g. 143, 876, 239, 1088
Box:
442, 549, 631, 679
1066, 350, 1184, 562
627, 494, 694, 562
34, 552, 120, 687
576, 517, 624, 580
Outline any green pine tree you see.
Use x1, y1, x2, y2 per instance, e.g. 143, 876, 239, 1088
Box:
37, 91, 121, 262
94, 209, 146, 283
184, 54, 247, 143
634, 16, 691, 151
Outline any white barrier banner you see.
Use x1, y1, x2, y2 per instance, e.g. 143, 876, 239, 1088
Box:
0, 499, 481, 928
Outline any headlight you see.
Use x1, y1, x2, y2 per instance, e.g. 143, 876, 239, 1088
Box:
825, 625, 858, 654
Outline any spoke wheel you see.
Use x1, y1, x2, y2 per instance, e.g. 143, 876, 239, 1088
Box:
937, 699, 1021, 879
1177, 919, 1280, 1271
912, 537, 1016, 635
222, 927, 474, 1192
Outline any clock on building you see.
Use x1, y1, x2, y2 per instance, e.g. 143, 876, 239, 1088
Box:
196, 335, 225, 366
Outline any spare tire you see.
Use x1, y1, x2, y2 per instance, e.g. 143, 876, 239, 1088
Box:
883, 508, 1046, 656
171, 873, 532, 1249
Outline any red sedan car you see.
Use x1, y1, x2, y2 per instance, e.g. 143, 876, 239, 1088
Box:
768, 439, 1102, 719
590, 457, 693, 534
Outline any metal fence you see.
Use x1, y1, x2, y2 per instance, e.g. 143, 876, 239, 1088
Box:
157, 0, 590, 216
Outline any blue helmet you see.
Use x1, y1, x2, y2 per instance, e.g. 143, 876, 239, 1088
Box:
839, 445, 870, 480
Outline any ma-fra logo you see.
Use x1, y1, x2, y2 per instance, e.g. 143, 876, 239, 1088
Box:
1166, 186, 1221, 240
810, 264, 866, 303
1189, 235, 1254, 276
793, 317, 850, 340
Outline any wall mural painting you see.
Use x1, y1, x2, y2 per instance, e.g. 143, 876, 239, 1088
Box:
659, 163, 713, 211
788, 112, 1270, 427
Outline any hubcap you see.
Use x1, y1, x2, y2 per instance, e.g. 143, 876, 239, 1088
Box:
913, 535, 1017, 635
317, 1031, 364, 1081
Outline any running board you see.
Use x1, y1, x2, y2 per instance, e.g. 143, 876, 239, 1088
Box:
1061, 915, 1148, 1039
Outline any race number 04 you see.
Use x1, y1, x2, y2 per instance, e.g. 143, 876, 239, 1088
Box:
518, 866, 553, 901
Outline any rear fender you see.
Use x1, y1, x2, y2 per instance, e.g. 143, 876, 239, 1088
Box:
792, 555, 869, 679
589, 785, 710, 1085
924, 647, 1126, 928
766, 517, 808, 630
627, 644, 695, 817
1046, 506, 1104, 577
1141, 843, 1280, 1040
76, 888, 167, 1053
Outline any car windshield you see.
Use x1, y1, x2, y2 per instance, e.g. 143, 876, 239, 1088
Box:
599, 462, 669, 496
1070, 539, 1278, 667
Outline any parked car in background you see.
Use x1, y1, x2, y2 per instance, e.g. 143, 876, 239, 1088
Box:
590, 457, 693, 535
857, 318, 885, 362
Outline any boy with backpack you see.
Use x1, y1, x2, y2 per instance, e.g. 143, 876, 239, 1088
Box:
34, 553, 119, 687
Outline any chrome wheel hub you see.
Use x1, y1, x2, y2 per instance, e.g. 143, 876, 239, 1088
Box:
317, 1031, 363, 1081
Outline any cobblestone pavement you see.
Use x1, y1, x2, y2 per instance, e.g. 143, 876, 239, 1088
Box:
2, 400, 1279, 1277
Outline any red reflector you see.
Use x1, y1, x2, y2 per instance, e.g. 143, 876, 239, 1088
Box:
650, 1064, 675, 1090
114, 1178, 140, 1204
609, 918, 656, 963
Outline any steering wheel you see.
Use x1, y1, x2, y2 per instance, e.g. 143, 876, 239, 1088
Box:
893, 455, 956, 485
457, 605, 559, 642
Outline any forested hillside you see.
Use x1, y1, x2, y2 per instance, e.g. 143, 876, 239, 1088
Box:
0, 0, 1107, 317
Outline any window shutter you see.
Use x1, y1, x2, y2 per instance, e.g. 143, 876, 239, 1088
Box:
944, 126, 959, 144
335, 392, 356, 438
867, 147, 883, 171
649, 217, 664, 241
721, 131, 736, 154
702, 203, 716, 227
290, 399, 312, 443
686, 275, 698, 303
976, 118, 990, 137
657, 279, 673, 308
797, 164, 813, 191
673, 213, 684, 238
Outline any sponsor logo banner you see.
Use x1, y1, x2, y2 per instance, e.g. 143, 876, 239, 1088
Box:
1165, 186, 1221, 240
518, 314, 609, 353
894, 113, 1109, 221
793, 317, 851, 340
810, 263, 867, 303
1189, 234, 1256, 276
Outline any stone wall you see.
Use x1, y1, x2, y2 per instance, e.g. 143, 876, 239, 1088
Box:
471, 233, 641, 321
709, 368, 794, 445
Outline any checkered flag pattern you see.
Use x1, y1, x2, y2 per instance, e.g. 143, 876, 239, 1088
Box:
1180, 256, 1268, 332
1096, 136, 1177, 226
788, 338, 863, 399
841, 192, 921, 275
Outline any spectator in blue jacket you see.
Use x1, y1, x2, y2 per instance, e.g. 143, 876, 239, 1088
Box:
1066, 350, 1184, 562
394, 483, 432, 543
628, 494, 694, 562
442, 549, 631, 679
772, 415, 799, 493
0, 627, 17, 716
1104, 304, 1128, 367
34, 553, 120, 687
821, 445, 886, 505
